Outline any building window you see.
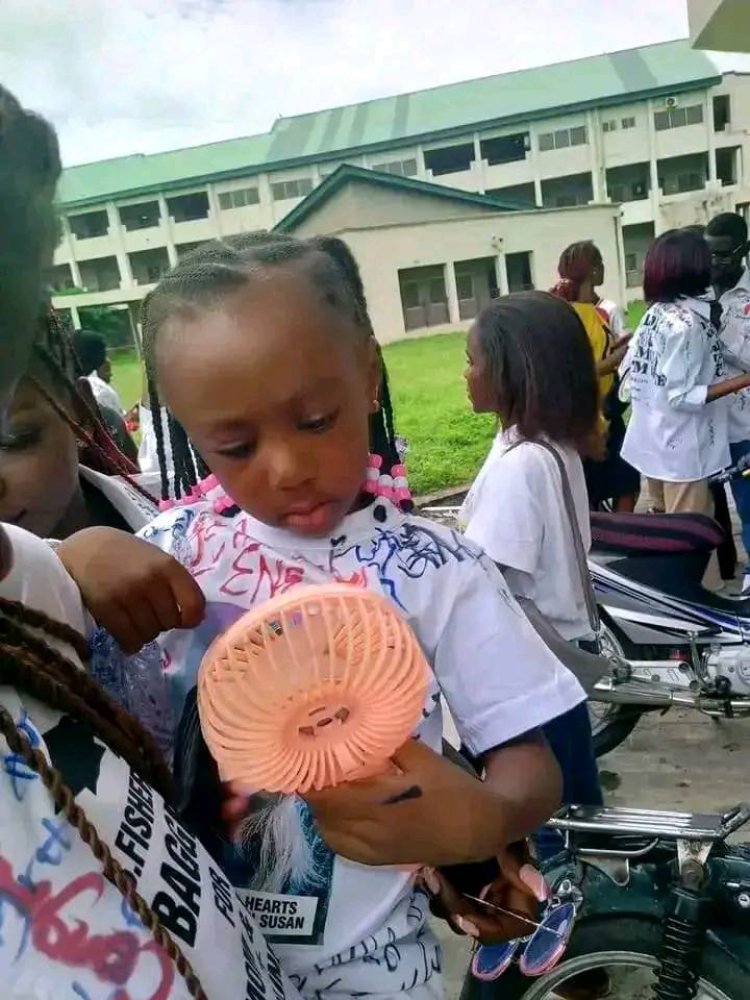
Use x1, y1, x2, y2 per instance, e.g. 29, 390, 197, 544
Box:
423, 143, 474, 176
654, 103, 704, 131
713, 94, 731, 133
506, 252, 534, 292
373, 158, 418, 177
218, 187, 260, 210
78, 256, 121, 292
49, 263, 75, 292
538, 126, 587, 151
486, 182, 537, 207
271, 177, 314, 201
621, 116, 636, 129
479, 133, 529, 165
176, 241, 207, 259
129, 248, 171, 285
68, 210, 109, 240
716, 147, 739, 187
602, 120, 617, 133
167, 191, 210, 222
119, 200, 160, 231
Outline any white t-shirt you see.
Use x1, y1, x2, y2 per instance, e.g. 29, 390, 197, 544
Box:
597, 297, 626, 338
460, 432, 592, 641
718, 267, 750, 444
0, 523, 299, 1000
99, 497, 584, 998
621, 297, 730, 482
85, 372, 125, 417
79, 465, 160, 533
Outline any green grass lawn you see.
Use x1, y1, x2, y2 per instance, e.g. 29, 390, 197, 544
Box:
113, 299, 646, 497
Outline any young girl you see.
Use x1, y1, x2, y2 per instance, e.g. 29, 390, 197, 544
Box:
0, 310, 157, 537
460, 292, 607, 1000
551, 240, 640, 512
460, 292, 603, 826
88, 232, 585, 998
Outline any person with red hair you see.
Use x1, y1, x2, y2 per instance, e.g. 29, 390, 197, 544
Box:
551, 241, 639, 511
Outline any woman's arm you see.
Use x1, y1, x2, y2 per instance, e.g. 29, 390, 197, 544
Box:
706, 371, 750, 402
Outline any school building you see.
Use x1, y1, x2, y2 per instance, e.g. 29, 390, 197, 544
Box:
51, 38, 750, 343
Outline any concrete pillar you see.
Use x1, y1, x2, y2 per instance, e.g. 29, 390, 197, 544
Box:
706, 94, 718, 183
587, 109, 605, 201
416, 144, 426, 178
445, 262, 460, 325
69, 303, 81, 329
495, 253, 509, 296
158, 193, 179, 266
646, 99, 661, 234
473, 132, 485, 193
204, 185, 224, 241
106, 202, 133, 288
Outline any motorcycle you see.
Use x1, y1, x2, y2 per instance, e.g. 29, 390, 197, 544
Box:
459, 800, 750, 999
423, 461, 750, 758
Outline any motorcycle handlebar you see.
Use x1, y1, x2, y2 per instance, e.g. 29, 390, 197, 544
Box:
709, 457, 750, 486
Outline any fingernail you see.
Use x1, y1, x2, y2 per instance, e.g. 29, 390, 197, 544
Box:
520, 864, 550, 902
454, 915, 480, 938
422, 867, 440, 895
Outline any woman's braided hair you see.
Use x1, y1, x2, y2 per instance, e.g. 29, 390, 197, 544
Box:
0, 596, 207, 998
141, 231, 410, 509
0, 86, 203, 996
28, 309, 156, 504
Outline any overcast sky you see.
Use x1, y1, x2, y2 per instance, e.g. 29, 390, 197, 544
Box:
1, 0, 744, 168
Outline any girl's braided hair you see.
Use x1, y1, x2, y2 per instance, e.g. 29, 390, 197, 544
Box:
0, 86, 203, 996
141, 231, 410, 509
0, 596, 206, 998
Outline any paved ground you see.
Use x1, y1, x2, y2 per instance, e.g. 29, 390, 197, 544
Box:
437, 709, 750, 997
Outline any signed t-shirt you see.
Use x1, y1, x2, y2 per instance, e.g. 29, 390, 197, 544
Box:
111, 497, 584, 998
0, 523, 299, 1000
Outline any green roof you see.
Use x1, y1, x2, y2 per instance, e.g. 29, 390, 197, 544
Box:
58, 39, 719, 210
274, 164, 525, 233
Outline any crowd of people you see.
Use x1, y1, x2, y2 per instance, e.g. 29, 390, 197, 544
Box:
3, 78, 750, 1000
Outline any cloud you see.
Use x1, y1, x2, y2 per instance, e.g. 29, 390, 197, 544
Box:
3, 0, 693, 166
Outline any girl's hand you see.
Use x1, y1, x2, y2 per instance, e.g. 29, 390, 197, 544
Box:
422, 845, 548, 944
301, 740, 509, 867
57, 526, 205, 653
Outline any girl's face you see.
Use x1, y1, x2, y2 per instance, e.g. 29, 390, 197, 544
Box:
0, 378, 81, 536
156, 269, 379, 538
464, 325, 497, 414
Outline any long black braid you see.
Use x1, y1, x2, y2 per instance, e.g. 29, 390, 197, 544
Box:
141, 232, 408, 507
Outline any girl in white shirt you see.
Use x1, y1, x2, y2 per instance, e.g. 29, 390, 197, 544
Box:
460, 291, 603, 854
622, 229, 750, 513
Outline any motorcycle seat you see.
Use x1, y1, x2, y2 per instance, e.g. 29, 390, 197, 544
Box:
590, 511, 723, 557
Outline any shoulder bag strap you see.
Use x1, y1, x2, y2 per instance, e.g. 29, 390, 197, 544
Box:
505, 439, 600, 635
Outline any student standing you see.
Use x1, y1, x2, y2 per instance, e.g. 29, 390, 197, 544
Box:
706, 212, 750, 593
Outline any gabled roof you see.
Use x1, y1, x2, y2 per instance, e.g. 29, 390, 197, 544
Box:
58, 39, 719, 210
274, 164, 525, 232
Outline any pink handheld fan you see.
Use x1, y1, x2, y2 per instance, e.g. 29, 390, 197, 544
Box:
198, 584, 430, 794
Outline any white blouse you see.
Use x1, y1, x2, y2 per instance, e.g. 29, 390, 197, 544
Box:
622, 297, 730, 482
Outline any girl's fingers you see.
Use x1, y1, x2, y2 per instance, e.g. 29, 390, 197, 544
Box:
101, 603, 146, 654
143, 577, 183, 633
167, 567, 206, 628
125, 596, 162, 649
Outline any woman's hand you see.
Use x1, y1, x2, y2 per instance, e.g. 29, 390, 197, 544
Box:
57, 526, 205, 653
422, 843, 548, 944
300, 739, 510, 867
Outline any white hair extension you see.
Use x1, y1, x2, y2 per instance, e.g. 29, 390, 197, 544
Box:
237, 795, 325, 894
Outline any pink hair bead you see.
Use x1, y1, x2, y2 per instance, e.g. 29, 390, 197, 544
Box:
368, 454, 383, 470
200, 473, 220, 493
158, 498, 176, 511
213, 494, 234, 514
395, 487, 412, 502
363, 480, 378, 494
391, 464, 407, 478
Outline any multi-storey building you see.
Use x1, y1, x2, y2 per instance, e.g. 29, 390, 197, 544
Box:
51, 39, 750, 338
